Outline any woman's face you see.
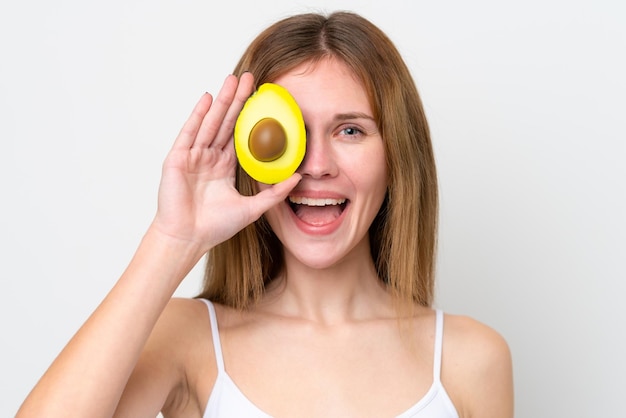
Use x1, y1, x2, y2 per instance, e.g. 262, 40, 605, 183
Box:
259, 57, 387, 270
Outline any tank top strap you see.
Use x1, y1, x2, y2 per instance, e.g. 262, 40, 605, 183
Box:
433, 309, 444, 382
199, 299, 226, 373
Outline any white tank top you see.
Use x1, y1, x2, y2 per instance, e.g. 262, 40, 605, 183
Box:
200, 299, 459, 418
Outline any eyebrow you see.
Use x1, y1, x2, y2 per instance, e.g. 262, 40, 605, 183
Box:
334, 112, 376, 122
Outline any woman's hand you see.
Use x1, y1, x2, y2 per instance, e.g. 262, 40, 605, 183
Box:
16, 73, 302, 418
151, 73, 300, 251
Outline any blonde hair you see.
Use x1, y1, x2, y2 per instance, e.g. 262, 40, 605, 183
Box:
198, 12, 438, 310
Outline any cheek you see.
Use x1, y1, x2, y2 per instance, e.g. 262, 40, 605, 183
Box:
365, 154, 388, 211
346, 147, 387, 193
260, 198, 286, 237
254, 181, 281, 227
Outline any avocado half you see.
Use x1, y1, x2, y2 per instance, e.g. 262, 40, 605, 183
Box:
234, 83, 306, 184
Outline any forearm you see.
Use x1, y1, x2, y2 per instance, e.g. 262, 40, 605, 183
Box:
16, 226, 205, 418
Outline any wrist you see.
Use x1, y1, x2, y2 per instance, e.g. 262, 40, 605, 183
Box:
127, 224, 208, 292
144, 221, 208, 258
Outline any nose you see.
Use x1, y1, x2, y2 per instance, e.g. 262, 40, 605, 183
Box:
297, 130, 339, 179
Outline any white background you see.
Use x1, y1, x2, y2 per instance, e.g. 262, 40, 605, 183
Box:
2, 1, 624, 416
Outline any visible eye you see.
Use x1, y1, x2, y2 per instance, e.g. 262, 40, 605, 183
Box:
340, 126, 363, 136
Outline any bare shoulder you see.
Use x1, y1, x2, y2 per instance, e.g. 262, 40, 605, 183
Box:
442, 314, 514, 418
159, 297, 212, 337
142, 298, 212, 361
115, 298, 216, 417
443, 314, 511, 364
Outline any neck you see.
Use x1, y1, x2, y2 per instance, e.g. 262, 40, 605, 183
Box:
263, 240, 393, 324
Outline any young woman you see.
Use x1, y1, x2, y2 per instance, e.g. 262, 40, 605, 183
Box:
17, 12, 513, 418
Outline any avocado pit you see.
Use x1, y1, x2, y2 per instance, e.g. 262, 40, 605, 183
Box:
248, 118, 287, 162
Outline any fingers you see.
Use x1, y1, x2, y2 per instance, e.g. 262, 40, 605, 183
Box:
171, 73, 255, 151
212, 72, 255, 149
192, 75, 239, 149
171, 93, 213, 151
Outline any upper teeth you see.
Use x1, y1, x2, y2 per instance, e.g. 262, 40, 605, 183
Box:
289, 197, 346, 206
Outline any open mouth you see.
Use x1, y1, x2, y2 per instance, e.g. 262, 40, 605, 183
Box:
288, 196, 348, 226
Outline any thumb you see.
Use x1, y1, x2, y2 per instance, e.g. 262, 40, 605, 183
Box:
248, 173, 302, 220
